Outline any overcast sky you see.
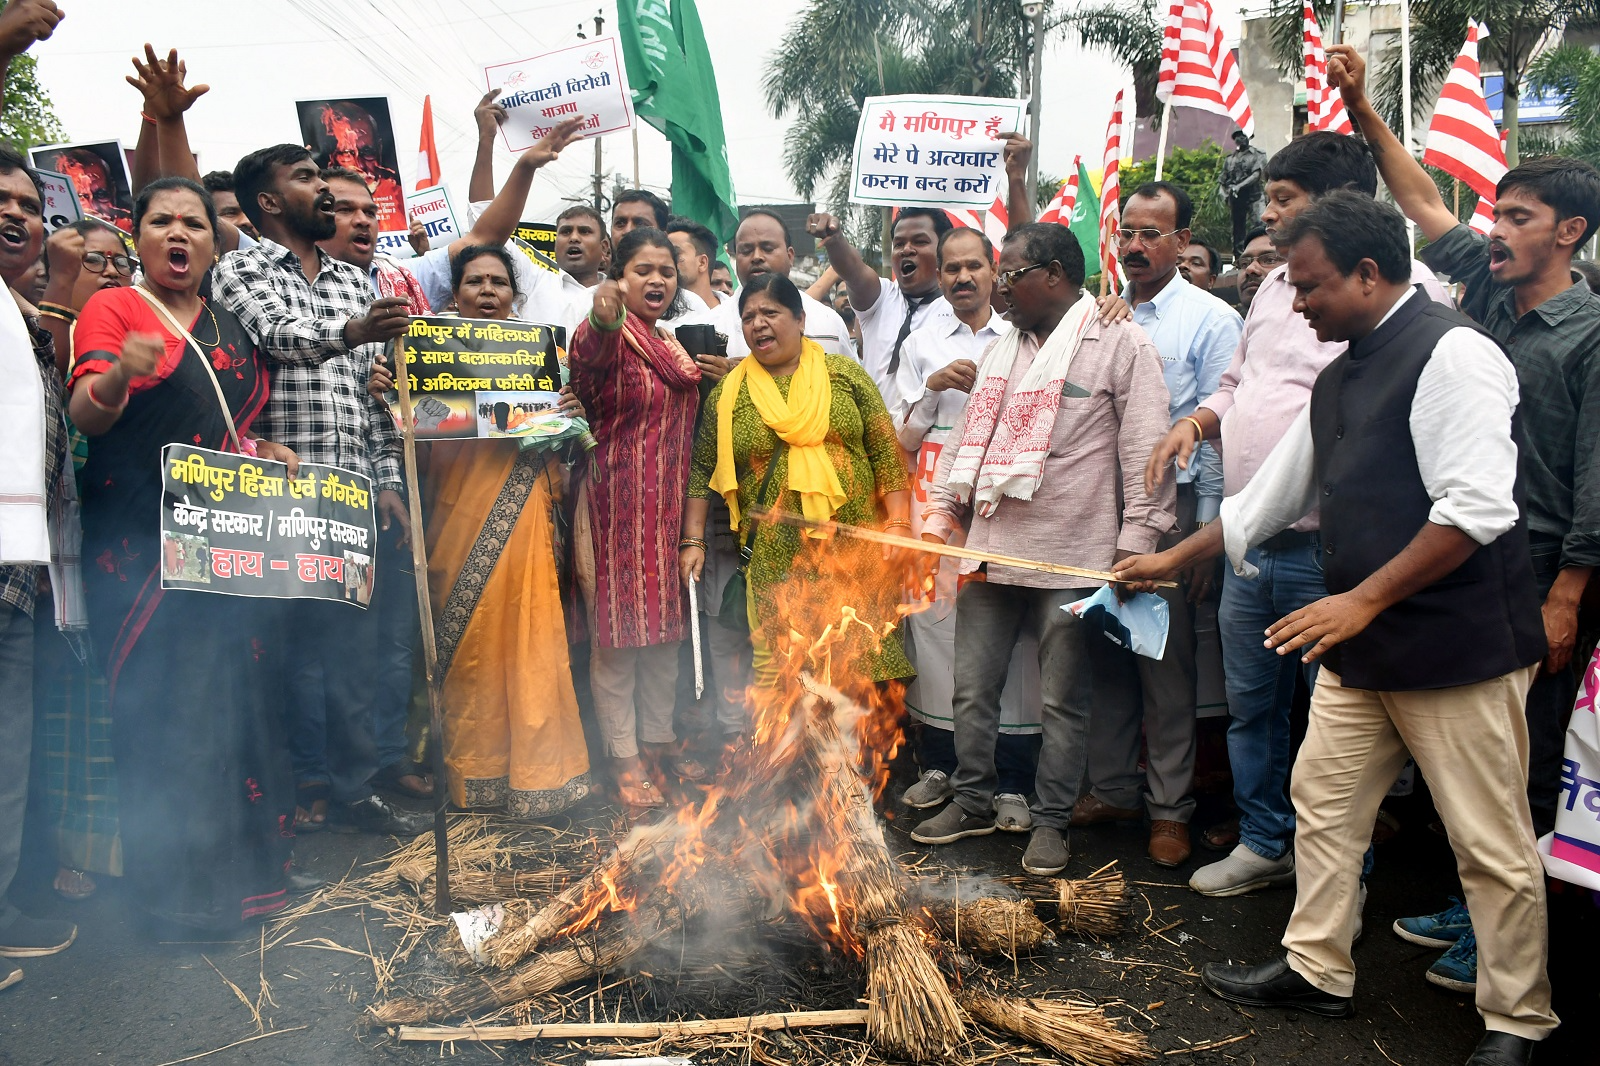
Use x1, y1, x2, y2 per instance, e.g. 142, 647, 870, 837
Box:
32, 0, 1245, 221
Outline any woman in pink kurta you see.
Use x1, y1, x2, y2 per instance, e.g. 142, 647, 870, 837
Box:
570, 228, 702, 807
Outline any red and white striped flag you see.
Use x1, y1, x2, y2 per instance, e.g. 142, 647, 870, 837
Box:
1422, 20, 1506, 200
1038, 157, 1081, 225
1303, 3, 1354, 133
1100, 91, 1124, 288
942, 197, 1008, 259
415, 94, 442, 191
1158, 0, 1254, 136
1469, 195, 1496, 235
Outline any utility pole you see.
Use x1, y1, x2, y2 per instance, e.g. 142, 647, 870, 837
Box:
579, 10, 606, 213
1022, 2, 1045, 193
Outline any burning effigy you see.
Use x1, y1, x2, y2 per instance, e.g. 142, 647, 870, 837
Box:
350, 533, 1151, 1064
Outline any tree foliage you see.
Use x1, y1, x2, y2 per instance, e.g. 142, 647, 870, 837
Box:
0, 52, 64, 150
1117, 141, 1233, 254
1527, 44, 1600, 170
1052, 0, 1162, 118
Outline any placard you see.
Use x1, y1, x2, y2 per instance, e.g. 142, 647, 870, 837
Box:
484, 37, 633, 153
296, 96, 408, 240
511, 220, 560, 274
161, 446, 377, 607
33, 168, 83, 234
849, 94, 1029, 208
29, 140, 133, 231
407, 184, 463, 252
400, 316, 570, 441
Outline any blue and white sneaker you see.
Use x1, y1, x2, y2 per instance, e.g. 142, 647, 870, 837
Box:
1392, 897, 1471, 949
1425, 927, 1477, 994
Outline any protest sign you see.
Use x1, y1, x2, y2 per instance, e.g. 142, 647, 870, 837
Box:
406, 184, 463, 253
400, 316, 572, 441
297, 96, 408, 244
849, 95, 1029, 209
33, 169, 83, 234
511, 220, 561, 274
29, 141, 134, 231
160, 445, 377, 607
484, 37, 633, 153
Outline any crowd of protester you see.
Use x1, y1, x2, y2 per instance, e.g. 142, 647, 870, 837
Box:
1, 6, 1596, 1064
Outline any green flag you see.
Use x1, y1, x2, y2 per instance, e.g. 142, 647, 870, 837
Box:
1068, 158, 1100, 273
618, 0, 738, 247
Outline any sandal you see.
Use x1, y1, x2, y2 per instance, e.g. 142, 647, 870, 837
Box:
374, 762, 435, 800
295, 782, 330, 833
54, 868, 96, 902
668, 756, 708, 783
616, 777, 666, 809
1200, 816, 1240, 851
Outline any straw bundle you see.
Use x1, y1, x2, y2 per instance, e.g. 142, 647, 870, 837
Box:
414, 868, 570, 905
959, 988, 1153, 1066
920, 896, 1050, 957
1054, 866, 1131, 938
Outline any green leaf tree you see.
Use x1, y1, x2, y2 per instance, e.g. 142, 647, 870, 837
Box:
0, 50, 63, 149
1117, 141, 1233, 254
1526, 43, 1600, 170
1052, 0, 1162, 119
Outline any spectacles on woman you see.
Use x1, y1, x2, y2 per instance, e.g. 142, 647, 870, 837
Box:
1235, 251, 1286, 271
998, 262, 1051, 287
83, 251, 137, 277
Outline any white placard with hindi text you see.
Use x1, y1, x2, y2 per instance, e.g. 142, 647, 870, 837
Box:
34, 169, 83, 233
484, 37, 634, 154
850, 94, 1029, 209
406, 184, 463, 252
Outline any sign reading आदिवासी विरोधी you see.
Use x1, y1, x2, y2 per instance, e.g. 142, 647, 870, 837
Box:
484, 37, 634, 153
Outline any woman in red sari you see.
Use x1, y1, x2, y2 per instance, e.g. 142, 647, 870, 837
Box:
570, 228, 702, 807
68, 177, 299, 934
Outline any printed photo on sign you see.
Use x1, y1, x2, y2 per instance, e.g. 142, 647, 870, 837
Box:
161, 445, 378, 607
29, 141, 134, 231
296, 97, 407, 239
32, 168, 84, 234
849, 94, 1028, 209
484, 37, 633, 153
400, 316, 569, 441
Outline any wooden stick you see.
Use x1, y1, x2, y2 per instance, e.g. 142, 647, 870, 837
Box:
391, 336, 451, 915
750, 509, 1176, 587
395, 1009, 869, 1042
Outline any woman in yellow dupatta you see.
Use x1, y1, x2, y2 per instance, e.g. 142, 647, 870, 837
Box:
421, 247, 592, 818
680, 273, 915, 687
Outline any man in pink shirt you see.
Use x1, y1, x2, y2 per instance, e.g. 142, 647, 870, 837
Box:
1145, 132, 1449, 897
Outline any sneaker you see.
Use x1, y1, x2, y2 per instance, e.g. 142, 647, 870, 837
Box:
1393, 897, 1471, 949
0, 913, 77, 958
994, 793, 1032, 832
1425, 927, 1477, 994
1022, 827, 1071, 875
328, 795, 431, 836
0, 959, 19, 992
1189, 845, 1296, 898
910, 803, 996, 844
902, 769, 953, 809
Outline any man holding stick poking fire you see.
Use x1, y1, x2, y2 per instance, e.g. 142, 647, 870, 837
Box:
1115, 194, 1555, 1066
908, 222, 1174, 877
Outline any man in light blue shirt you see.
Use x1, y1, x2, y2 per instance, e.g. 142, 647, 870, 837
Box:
1073, 181, 1242, 868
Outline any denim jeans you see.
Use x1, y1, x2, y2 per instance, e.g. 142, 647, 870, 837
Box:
919, 721, 1040, 796
1217, 539, 1325, 860
369, 519, 418, 773
284, 594, 381, 805
951, 581, 1094, 831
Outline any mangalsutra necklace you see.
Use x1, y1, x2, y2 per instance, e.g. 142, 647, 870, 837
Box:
191, 300, 222, 348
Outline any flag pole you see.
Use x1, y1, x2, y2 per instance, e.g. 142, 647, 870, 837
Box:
1328, 0, 1345, 50
1154, 99, 1172, 181
1400, 0, 1417, 251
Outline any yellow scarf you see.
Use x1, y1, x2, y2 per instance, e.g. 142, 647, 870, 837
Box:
710, 339, 845, 534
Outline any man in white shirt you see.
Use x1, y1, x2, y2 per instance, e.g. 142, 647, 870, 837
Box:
893, 227, 1042, 831
1075, 181, 1242, 869
1114, 195, 1554, 1065
806, 207, 951, 400
708, 210, 854, 358
665, 217, 732, 325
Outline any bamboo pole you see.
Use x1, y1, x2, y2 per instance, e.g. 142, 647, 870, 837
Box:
750, 509, 1177, 587
391, 337, 451, 915
395, 1010, 870, 1042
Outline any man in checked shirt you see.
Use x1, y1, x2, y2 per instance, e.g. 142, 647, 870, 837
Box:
214, 144, 426, 837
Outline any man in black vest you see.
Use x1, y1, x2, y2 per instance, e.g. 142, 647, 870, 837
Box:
1114, 193, 1555, 1066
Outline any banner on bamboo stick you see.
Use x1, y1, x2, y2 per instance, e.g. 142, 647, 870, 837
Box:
849, 94, 1028, 208
160, 445, 377, 607
399, 316, 571, 441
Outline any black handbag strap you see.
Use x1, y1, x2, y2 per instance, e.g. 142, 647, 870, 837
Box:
737, 441, 786, 565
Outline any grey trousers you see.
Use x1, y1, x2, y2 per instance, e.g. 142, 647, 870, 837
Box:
1085, 490, 1199, 822
0, 603, 35, 918
951, 581, 1094, 831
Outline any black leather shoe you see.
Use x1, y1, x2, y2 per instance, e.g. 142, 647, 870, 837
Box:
1201, 957, 1354, 1017
287, 869, 325, 895
1465, 1032, 1535, 1066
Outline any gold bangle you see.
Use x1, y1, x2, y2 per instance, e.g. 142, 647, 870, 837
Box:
679, 537, 707, 551
38, 301, 77, 320
38, 310, 73, 324
1183, 416, 1206, 443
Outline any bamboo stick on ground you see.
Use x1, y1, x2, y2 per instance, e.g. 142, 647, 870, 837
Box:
395, 1009, 870, 1042
959, 988, 1154, 1066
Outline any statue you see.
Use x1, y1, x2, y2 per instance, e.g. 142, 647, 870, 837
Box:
1218, 130, 1267, 254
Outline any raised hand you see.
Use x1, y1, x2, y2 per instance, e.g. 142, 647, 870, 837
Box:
525, 116, 586, 168
44, 225, 85, 287
126, 44, 208, 120
0, 0, 63, 59
119, 331, 165, 378
474, 88, 507, 137
805, 212, 842, 241
1000, 133, 1032, 181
